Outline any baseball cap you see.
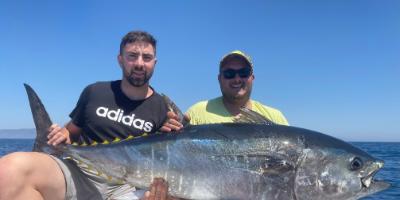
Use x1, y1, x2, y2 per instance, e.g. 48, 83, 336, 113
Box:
219, 50, 253, 70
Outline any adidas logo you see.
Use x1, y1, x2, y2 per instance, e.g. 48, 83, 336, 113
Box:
96, 107, 154, 132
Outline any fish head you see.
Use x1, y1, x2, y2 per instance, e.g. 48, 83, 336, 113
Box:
294, 139, 390, 200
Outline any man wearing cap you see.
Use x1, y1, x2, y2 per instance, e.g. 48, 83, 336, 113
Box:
157, 50, 289, 197
185, 50, 289, 125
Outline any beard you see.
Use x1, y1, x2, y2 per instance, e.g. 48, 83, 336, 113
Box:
125, 69, 153, 87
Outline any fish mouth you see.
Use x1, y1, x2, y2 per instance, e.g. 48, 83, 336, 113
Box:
357, 161, 390, 198
361, 167, 378, 188
357, 180, 390, 199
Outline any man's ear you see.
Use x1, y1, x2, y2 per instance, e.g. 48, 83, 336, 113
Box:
117, 54, 123, 68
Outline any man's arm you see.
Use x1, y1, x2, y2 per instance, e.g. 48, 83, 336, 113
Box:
142, 178, 182, 200
159, 111, 190, 132
47, 121, 82, 146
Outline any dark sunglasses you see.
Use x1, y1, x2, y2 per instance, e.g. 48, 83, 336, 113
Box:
221, 67, 252, 79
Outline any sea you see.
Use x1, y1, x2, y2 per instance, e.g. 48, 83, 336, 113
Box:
0, 139, 398, 199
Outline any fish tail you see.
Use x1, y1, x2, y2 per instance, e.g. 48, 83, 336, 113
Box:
24, 83, 60, 154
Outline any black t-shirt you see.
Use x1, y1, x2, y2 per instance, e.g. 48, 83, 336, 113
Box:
70, 80, 168, 144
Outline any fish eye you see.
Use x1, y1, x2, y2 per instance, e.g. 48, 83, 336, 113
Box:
349, 157, 363, 171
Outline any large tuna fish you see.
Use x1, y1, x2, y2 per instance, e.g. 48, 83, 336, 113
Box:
25, 84, 389, 200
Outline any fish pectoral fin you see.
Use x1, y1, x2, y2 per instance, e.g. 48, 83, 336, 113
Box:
161, 94, 189, 128
260, 156, 294, 175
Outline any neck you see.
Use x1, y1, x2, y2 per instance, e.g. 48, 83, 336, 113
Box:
120, 79, 153, 100
222, 96, 251, 116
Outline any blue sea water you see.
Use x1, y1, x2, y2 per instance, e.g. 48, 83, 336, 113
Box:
0, 139, 398, 199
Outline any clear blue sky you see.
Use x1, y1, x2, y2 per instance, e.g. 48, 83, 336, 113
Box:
0, 0, 399, 142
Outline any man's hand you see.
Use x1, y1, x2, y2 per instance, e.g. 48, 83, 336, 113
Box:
142, 178, 180, 200
159, 111, 190, 132
47, 124, 71, 146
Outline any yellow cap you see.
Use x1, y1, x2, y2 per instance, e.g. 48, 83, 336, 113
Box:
219, 50, 253, 69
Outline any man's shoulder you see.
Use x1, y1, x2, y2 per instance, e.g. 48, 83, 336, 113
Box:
83, 80, 115, 90
92, 80, 118, 87
149, 89, 163, 99
188, 100, 208, 109
85, 80, 121, 90
252, 100, 281, 113
147, 92, 167, 106
77, 81, 119, 100
188, 97, 222, 111
145, 86, 167, 105
186, 97, 229, 125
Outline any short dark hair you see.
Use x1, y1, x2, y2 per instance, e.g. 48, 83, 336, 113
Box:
119, 31, 157, 55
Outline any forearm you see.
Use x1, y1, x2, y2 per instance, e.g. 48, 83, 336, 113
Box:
65, 121, 82, 143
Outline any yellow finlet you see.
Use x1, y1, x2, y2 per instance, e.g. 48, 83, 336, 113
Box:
141, 133, 148, 137
80, 142, 88, 147
113, 137, 121, 143
91, 141, 98, 146
94, 132, 151, 145
126, 135, 135, 140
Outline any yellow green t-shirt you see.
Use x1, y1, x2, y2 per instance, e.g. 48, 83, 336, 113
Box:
186, 97, 289, 125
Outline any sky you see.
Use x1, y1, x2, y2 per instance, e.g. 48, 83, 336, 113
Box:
0, 0, 399, 142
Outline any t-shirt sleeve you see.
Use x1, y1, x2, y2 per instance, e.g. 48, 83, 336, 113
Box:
185, 101, 207, 125
273, 110, 289, 126
185, 105, 197, 125
69, 85, 91, 127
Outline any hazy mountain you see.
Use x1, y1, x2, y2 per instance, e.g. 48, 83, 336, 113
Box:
0, 129, 35, 139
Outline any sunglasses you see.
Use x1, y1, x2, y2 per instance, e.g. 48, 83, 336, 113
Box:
221, 67, 252, 79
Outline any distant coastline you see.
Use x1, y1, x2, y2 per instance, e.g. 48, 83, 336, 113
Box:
0, 129, 35, 139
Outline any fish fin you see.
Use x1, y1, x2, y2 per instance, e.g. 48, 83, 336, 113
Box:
260, 155, 295, 175
112, 137, 121, 143
24, 83, 62, 155
90, 141, 98, 146
233, 108, 276, 125
161, 94, 189, 127
217, 152, 294, 175
126, 135, 135, 140
72, 158, 111, 182
91, 132, 147, 146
